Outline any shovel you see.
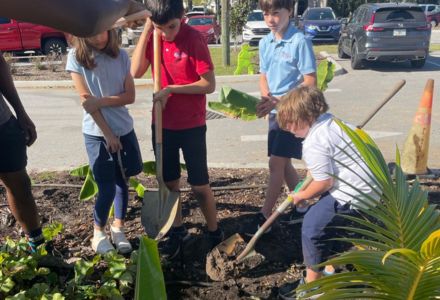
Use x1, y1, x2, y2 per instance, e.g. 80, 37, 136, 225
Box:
141, 30, 180, 241
212, 79, 407, 265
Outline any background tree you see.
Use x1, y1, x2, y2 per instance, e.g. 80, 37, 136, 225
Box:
230, 0, 253, 49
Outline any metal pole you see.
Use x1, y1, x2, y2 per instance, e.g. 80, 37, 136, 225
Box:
221, 0, 230, 66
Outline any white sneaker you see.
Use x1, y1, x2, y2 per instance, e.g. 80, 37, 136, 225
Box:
110, 225, 132, 254
91, 234, 115, 254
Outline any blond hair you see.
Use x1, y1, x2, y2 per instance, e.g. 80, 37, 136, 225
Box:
276, 86, 329, 130
71, 29, 119, 70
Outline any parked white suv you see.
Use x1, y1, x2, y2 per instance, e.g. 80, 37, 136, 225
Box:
242, 10, 270, 46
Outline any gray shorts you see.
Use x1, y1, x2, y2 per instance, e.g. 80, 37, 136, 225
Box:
0, 117, 27, 172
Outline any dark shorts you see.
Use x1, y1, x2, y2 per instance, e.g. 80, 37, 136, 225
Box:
84, 130, 143, 182
268, 128, 303, 159
152, 125, 209, 186
0, 116, 27, 172
301, 193, 356, 269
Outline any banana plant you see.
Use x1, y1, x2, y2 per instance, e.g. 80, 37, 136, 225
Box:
297, 120, 440, 299
70, 162, 186, 201
207, 60, 335, 120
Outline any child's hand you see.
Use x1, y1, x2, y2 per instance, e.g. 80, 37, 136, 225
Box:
256, 95, 278, 118
153, 87, 171, 109
104, 134, 122, 153
81, 94, 101, 114
16, 112, 37, 146
290, 192, 306, 207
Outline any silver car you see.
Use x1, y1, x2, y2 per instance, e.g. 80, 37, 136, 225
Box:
338, 3, 431, 69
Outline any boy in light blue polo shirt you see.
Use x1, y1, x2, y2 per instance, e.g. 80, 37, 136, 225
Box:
248, 0, 316, 236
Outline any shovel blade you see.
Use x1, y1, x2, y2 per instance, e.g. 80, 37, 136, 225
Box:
141, 189, 179, 240
212, 233, 244, 256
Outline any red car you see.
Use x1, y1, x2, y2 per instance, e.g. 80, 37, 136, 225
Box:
186, 15, 220, 44
0, 17, 67, 55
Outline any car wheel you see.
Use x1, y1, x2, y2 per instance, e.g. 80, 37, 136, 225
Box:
411, 58, 426, 69
43, 38, 67, 56
338, 41, 349, 59
350, 42, 363, 70
431, 20, 437, 28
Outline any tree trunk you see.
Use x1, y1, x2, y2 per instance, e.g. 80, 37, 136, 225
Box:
188, 0, 193, 11
221, 0, 230, 66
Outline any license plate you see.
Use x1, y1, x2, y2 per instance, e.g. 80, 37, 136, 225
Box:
393, 29, 406, 36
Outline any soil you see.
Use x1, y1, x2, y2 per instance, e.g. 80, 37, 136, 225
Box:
1, 168, 440, 299
8, 55, 71, 81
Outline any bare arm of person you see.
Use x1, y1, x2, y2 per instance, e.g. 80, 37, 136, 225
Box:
153, 70, 216, 109
0, 0, 144, 37
302, 73, 317, 87
70, 72, 122, 153
0, 53, 36, 146
81, 73, 136, 114
291, 178, 334, 205
131, 18, 154, 78
256, 73, 276, 118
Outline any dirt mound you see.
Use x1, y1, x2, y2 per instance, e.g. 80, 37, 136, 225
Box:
206, 234, 264, 281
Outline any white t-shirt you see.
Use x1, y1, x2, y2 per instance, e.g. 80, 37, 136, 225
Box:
302, 113, 379, 205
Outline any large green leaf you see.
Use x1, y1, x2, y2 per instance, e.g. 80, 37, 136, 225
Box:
208, 61, 335, 121
134, 236, 166, 300
317, 60, 335, 92
208, 86, 259, 121
297, 122, 440, 299
69, 165, 90, 177
78, 169, 98, 201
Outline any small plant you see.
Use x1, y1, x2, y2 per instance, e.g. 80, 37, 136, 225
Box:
297, 121, 440, 299
0, 222, 141, 299
32, 57, 47, 71
70, 161, 187, 201
45, 53, 61, 72
3, 52, 17, 75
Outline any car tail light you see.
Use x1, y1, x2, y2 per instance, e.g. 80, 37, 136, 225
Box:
363, 12, 384, 31
416, 24, 431, 30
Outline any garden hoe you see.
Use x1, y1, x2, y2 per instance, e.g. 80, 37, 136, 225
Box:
207, 79, 407, 279
141, 30, 180, 241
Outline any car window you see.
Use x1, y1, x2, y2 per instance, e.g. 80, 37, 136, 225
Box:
358, 8, 369, 23
427, 5, 436, 12
247, 12, 263, 21
0, 17, 11, 24
349, 8, 359, 23
375, 8, 426, 23
187, 17, 213, 26
305, 9, 336, 20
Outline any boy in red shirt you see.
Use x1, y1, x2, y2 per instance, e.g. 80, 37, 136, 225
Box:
131, 0, 223, 259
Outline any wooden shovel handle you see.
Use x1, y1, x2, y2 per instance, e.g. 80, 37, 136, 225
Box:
357, 79, 406, 129
236, 177, 313, 262
153, 29, 162, 144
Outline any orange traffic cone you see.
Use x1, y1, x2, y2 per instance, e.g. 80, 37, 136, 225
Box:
401, 79, 434, 175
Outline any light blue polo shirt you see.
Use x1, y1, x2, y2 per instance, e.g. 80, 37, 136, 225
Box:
259, 22, 316, 98
66, 49, 133, 137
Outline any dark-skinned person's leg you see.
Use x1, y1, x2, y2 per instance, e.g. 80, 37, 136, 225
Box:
0, 171, 43, 251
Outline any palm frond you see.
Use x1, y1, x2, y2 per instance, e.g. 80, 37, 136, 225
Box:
297, 121, 440, 299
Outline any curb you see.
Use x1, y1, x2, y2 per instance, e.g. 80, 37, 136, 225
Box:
14, 74, 260, 89
319, 51, 347, 76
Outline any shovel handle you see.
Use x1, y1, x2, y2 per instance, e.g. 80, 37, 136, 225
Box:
357, 79, 406, 129
153, 29, 162, 144
236, 177, 312, 262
